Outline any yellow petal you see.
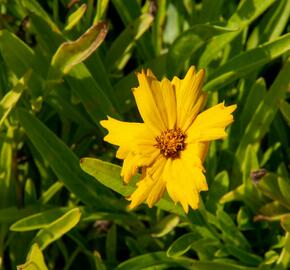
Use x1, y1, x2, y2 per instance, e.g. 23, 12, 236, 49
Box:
165, 157, 207, 213
133, 70, 167, 134
160, 78, 177, 129
146, 178, 166, 208
128, 157, 166, 208
100, 116, 151, 147
187, 103, 237, 143
121, 152, 139, 184
181, 142, 209, 169
128, 175, 154, 209
121, 144, 160, 184
172, 67, 207, 131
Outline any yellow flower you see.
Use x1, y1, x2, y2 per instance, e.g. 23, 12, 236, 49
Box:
100, 67, 236, 213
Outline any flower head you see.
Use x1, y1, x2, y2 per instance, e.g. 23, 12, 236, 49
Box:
100, 67, 236, 213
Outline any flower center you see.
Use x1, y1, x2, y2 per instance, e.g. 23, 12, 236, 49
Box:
154, 128, 186, 158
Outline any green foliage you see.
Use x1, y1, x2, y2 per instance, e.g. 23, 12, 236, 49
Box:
0, 0, 289, 269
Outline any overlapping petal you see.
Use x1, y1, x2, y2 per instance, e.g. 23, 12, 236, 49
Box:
100, 116, 160, 183
172, 67, 207, 131
128, 157, 167, 208
133, 70, 177, 132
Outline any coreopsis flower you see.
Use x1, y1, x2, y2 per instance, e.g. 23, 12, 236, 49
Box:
100, 67, 236, 213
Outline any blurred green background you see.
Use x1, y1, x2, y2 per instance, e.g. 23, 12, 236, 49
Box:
0, 0, 290, 269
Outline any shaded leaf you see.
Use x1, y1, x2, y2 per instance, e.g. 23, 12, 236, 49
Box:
49, 22, 108, 79
34, 208, 81, 250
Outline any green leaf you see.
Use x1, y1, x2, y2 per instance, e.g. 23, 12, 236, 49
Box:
64, 4, 87, 31
199, 0, 275, 67
21, 0, 57, 29
104, 14, 153, 71
167, 232, 200, 257
167, 23, 238, 75
80, 157, 185, 216
106, 224, 117, 262
65, 64, 119, 125
33, 208, 81, 250
17, 109, 111, 207
206, 171, 229, 213
39, 181, 63, 204
17, 243, 48, 270
199, 0, 225, 23
240, 78, 267, 132
113, 251, 194, 270
247, 0, 290, 48
49, 21, 108, 79
29, 13, 64, 53
113, 251, 258, 270
0, 206, 43, 223
0, 127, 14, 208
235, 57, 290, 163
225, 244, 263, 266
0, 30, 35, 77
205, 33, 290, 91
150, 214, 180, 238
95, 0, 110, 22
10, 208, 70, 232
216, 208, 250, 250
280, 100, 290, 126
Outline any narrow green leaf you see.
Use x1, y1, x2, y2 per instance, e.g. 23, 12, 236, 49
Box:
240, 78, 267, 131
95, 0, 110, 22
64, 4, 87, 31
225, 244, 263, 266
217, 208, 250, 250
17, 243, 48, 270
114, 251, 257, 270
280, 100, 290, 126
167, 24, 238, 75
152, 0, 166, 55
49, 21, 108, 79
199, 0, 275, 67
39, 181, 63, 204
247, 0, 290, 48
24, 178, 37, 205
206, 171, 229, 213
17, 109, 110, 207
34, 208, 81, 250
0, 127, 14, 208
113, 251, 194, 270
199, 0, 225, 23
106, 224, 117, 262
104, 14, 153, 70
66, 64, 119, 124
0, 206, 42, 223
111, 0, 154, 60
205, 33, 290, 91
256, 174, 290, 209
0, 30, 35, 77
10, 208, 69, 232
30, 13, 64, 53
21, 0, 57, 29
235, 57, 290, 162
150, 214, 180, 238
167, 232, 200, 257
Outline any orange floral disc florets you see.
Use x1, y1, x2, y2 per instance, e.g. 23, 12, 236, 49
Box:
154, 128, 186, 158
